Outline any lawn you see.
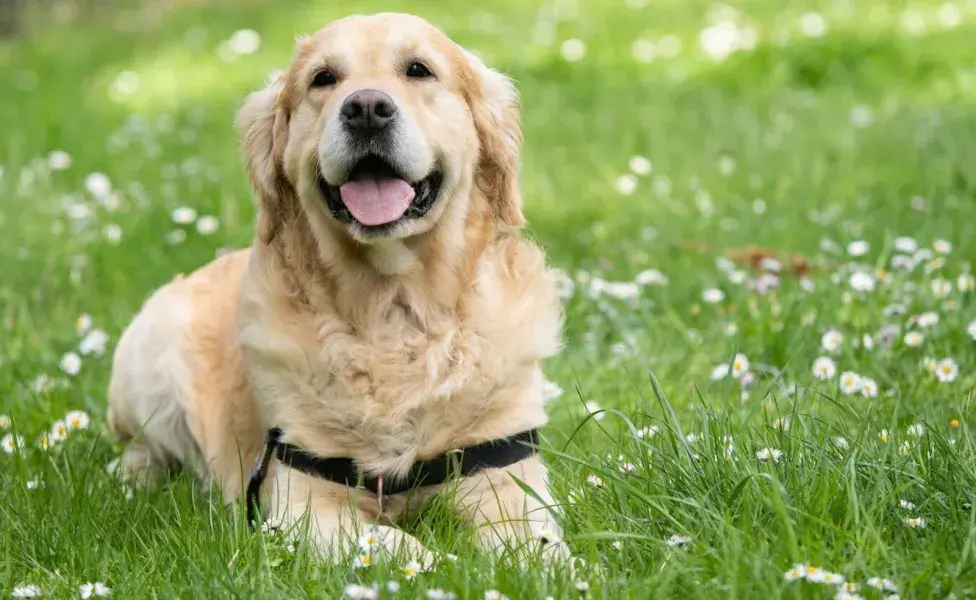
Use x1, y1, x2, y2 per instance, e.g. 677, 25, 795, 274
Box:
2, 0, 976, 597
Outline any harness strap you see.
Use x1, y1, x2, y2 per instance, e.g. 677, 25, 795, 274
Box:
245, 428, 539, 528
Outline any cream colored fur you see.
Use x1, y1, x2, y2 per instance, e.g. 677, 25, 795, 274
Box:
107, 12, 566, 563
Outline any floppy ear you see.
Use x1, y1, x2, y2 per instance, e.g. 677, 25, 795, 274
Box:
235, 72, 291, 244
463, 51, 525, 229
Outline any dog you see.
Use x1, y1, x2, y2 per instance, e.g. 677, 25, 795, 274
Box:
107, 12, 566, 563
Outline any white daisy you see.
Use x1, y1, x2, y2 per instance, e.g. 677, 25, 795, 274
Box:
702, 288, 725, 304
194, 215, 220, 235
343, 584, 378, 599
0, 414, 10, 429
968, 320, 976, 340
755, 447, 783, 461
799, 12, 828, 37
893, 236, 917, 253
812, 356, 837, 380
61, 351, 82, 375
635, 269, 667, 286
401, 559, 422, 580
79, 582, 112, 598
50, 420, 69, 441
933, 239, 952, 254
957, 273, 975, 293
665, 534, 692, 547
84, 172, 112, 198
426, 590, 456, 600
103, 224, 123, 245
783, 565, 805, 582
26, 478, 43, 490
48, 150, 72, 171
899, 499, 916, 511
560, 38, 586, 62
541, 379, 563, 402
839, 371, 863, 395
628, 155, 653, 175
613, 174, 637, 196
848, 271, 876, 292
731, 353, 749, 378
75, 314, 93, 335
357, 528, 380, 551
65, 410, 91, 431
352, 552, 374, 569
861, 334, 875, 350
484, 591, 508, 600
859, 377, 878, 398
636, 425, 658, 439
821, 329, 843, 353
903, 517, 926, 529
935, 358, 958, 382
867, 577, 898, 592
821, 571, 845, 585
847, 240, 869, 256
11, 584, 43, 598
584, 400, 605, 421
915, 312, 940, 327
903, 331, 924, 347
2, 433, 25, 455
930, 278, 952, 297
79, 329, 110, 357
171, 206, 198, 224
907, 423, 925, 437
587, 474, 604, 488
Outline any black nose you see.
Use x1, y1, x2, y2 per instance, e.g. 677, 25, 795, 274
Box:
340, 90, 396, 136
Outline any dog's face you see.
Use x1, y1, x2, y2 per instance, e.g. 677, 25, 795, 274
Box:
238, 13, 524, 248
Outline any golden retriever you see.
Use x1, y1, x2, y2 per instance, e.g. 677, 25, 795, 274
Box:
107, 12, 565, 563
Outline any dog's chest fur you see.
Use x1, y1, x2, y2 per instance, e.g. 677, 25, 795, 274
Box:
238, 241, 562, 475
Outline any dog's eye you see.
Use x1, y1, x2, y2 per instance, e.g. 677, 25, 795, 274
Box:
311, 70, 337, 87
405, 62, 433, 79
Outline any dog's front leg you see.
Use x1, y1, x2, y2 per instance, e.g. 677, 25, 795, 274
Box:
452, 456, 570, 562
266, 467, 434, 565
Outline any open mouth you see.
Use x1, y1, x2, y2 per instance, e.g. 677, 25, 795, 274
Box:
318, 156, 442, 229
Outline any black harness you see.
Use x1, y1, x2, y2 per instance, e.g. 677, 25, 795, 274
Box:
245, 427, 539, 526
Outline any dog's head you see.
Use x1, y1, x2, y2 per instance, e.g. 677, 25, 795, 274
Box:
237, 13, 523, 252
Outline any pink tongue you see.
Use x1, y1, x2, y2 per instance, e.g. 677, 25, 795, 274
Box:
339, 178, 416, 226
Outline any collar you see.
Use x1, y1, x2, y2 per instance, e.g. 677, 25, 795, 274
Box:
246, 427, 539, 526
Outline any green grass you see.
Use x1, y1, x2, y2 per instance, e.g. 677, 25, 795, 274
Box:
2, 0, 976, 597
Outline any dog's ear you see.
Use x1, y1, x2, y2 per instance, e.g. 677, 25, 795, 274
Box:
463, 51, 525, 229
236, 72, 291, 244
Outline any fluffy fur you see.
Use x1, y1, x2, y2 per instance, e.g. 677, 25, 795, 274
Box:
107, 12, 565, 561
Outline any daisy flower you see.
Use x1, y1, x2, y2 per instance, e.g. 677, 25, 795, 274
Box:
171, 206, 198, 224
822, 572, 845, 585
936, 358, 959, 382
833, 436, 850, 450
613, 174, 637, 195
847, 240, 869, 256
731, 353, 749, 378
26, 478, 43, 490
709, 364, 730, 380
61, 351, 82, 375
79, 329, 110, 357
2, 433, 25, 455
541, 379, 563, 402
635, 269, 667, 286
848, 271, 875, 292
574, 580, 590, 592
783, 565, 805, 582
79, 582, 112, 598
957, 273, 975, 292
484, 591, 508, 600
50, 420, 69, 441
196, 215, 220, 235
860, 377, 878, 398
908, 423, 925, 437
903, 517, 926, 529
903, 331, 924, 347
402, 559, 422, 580
11, 584, 43, 598
66, 410, 91, 431
343, 584, 378, 599
352, 552, 374, 568
813, 356, 837, 379
587, 474, 604, 488
805, 567, 827, 583
629, 155, 653, 175
36, 432, 54, 451
893, 236, 918, 253
773, 417, 790, 431
879, 429, 889, 442
967, 320, 976, 340
839, 371, 863, 395
923, 356, 938, 373
930, 278, 952, 297
584, 400, 605, 421
934, 239, 952, 254
755, 448, 783, 462
861, 334, 875, 350
75, 314, 93, 334
0, 414, 10, 429
867, 577, 899, 593
899, 499, 916, 510
426, 590, 457, 600
702, 288, 725, 304
665, 534, 692, 547
915, 311, 939, 327
821, 329, 843, 353
636, 425, 658, 439
358, 528, 380, 551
